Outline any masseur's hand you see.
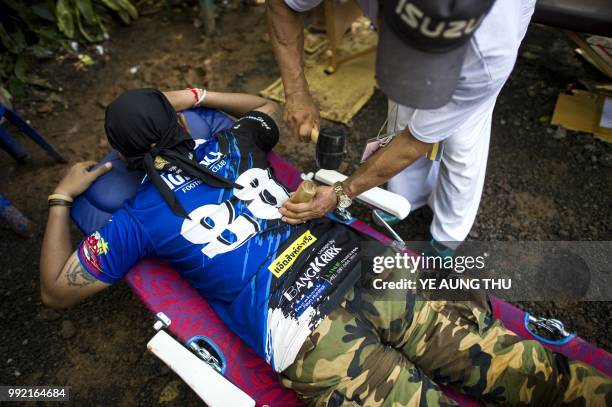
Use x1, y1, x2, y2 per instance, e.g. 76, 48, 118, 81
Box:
284, 91, 320, 143
280, 185, 336, 224
53, 161, 113, 198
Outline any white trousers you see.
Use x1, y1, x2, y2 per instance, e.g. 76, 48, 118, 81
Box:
386, 100, 494, 247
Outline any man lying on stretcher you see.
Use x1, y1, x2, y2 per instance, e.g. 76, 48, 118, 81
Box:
40, 88, 610, 406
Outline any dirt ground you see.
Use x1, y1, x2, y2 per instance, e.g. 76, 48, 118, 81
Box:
0, 3, 610, 405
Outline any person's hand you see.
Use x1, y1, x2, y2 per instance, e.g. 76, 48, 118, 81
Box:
284, 90, 320, 143
53, 161, 113, 199
280, 185, 337, 224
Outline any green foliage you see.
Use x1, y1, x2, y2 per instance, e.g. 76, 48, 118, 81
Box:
0, 0, 139, 99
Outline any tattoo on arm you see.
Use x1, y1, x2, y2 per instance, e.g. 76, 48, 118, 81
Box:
65, 258, 98, 288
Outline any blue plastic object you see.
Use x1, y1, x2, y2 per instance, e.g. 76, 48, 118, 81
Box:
0, 192, 34, 239
524, 313, 576, 346
185, 335, 227, 374
71, 107, 234, 234
0, 102, 66, 163
327, 210, 356, 225
0, 125, 29, 163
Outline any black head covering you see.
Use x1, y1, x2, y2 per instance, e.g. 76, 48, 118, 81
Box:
105, 88, 241, 219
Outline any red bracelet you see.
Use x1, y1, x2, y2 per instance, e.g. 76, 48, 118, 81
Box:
188, 87, 200, 104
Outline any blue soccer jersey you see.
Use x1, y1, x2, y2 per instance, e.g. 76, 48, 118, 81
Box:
77, 111, 362, 371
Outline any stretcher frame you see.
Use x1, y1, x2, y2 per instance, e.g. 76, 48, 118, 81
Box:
126, 153, 611, 406
72, 108, 611, 406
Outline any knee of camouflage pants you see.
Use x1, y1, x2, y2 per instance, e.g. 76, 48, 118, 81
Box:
280, 298, 458, 407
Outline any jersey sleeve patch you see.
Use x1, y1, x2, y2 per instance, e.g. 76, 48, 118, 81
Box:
77, 231, 116, 284
76, 208, 152, 285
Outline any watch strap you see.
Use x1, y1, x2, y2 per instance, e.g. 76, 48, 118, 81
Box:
333, 181, 351, 208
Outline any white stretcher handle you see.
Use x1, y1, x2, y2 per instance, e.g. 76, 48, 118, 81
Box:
314, 169, 411, 220
147, 330, 255, 407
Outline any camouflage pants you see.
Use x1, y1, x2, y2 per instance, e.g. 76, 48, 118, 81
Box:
281, 266, 611, 406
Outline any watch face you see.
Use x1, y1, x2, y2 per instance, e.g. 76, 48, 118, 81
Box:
338, 196, 352, 209
333, 182, 352, 209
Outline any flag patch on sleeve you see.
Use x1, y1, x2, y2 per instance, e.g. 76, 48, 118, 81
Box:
79, 231, 109, 275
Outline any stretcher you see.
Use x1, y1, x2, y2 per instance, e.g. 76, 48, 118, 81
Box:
71, 107, 611, 406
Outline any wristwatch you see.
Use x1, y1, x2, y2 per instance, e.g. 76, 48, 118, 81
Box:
332, 181, 352, 209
